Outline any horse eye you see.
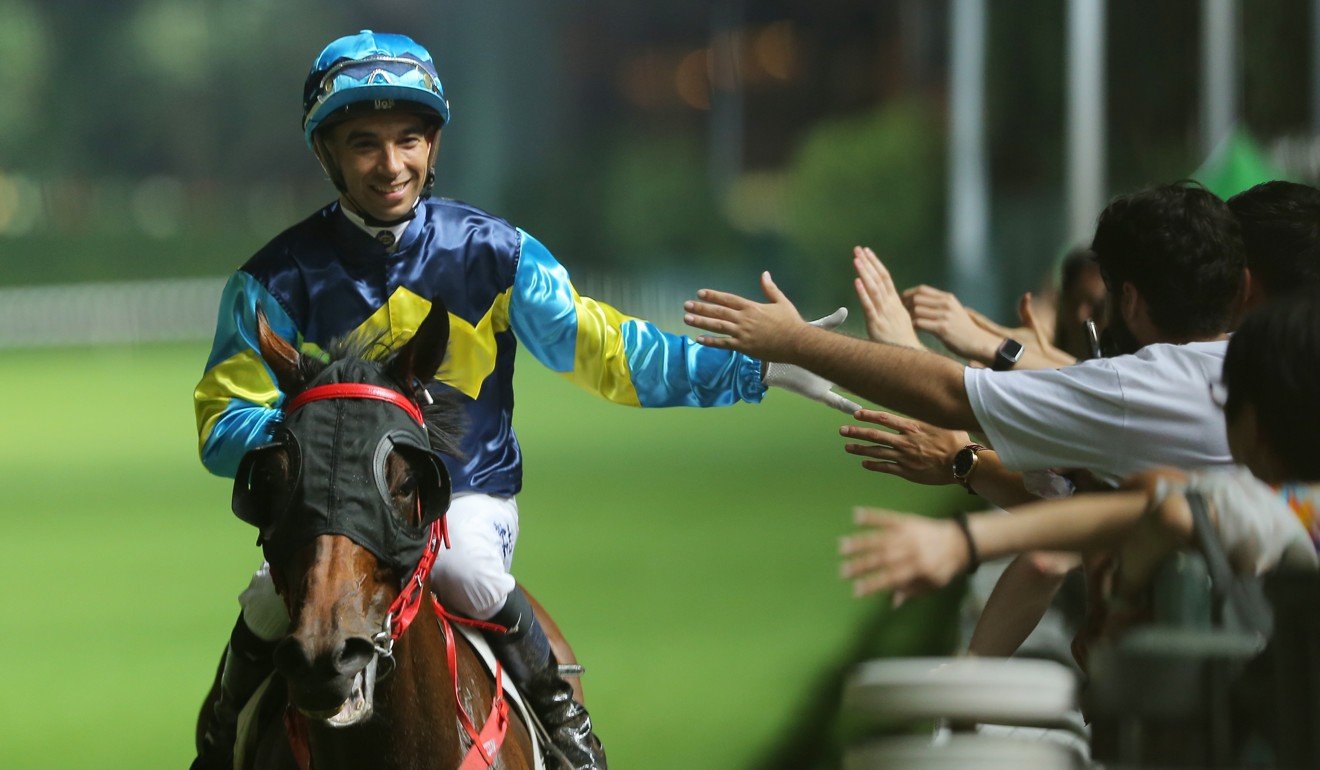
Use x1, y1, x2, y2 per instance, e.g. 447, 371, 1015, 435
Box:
261, 451, 291, 482
253, 451, 294, 507
395, 475, 418, 498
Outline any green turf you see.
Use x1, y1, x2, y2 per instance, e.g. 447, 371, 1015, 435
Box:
0, 342, 965, 769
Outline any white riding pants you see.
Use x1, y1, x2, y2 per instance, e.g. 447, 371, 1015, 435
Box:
238, 493, 521, 642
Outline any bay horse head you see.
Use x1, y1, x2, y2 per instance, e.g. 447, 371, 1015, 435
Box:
234, 302, 463, 728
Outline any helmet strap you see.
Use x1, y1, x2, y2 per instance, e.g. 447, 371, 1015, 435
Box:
312, 134, 348, 194
421, 126, 441, 198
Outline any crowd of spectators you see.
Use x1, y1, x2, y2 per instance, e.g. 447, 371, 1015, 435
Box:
682, 179, 1320, 762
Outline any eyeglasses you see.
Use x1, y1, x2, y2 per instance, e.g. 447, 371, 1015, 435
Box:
1084, 318, 1101, 359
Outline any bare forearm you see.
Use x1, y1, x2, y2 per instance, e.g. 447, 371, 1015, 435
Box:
967, 554, 1069, 657
966, 493, 1149, 657
965, 451, 1040, 508
967, 491, 1149, 562
786, 325, 980, 432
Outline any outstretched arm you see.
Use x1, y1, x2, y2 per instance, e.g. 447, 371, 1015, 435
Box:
841, 410, 1043, 509
684, 271, 979, 432
838, 476, 1182, 600
966, 292, 1078, 369
904, 284, 1076, 370
966, 551, 1080, 657
510, 230, 764, 408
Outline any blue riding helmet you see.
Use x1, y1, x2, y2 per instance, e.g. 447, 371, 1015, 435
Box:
302, 30, 450, 148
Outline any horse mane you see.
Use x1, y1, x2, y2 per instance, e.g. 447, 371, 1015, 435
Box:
276, 332, 467, 460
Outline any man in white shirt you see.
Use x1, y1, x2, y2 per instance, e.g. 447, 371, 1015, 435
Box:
963, 338, 1229, 486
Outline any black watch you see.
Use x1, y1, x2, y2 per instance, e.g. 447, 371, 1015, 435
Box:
951, 443, 986, 493
992, 337, 1024, 371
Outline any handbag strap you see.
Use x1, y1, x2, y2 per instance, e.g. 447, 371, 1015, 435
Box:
1186, 490, 1273, 637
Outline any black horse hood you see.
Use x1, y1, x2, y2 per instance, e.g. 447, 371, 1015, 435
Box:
234, 359, 452, 576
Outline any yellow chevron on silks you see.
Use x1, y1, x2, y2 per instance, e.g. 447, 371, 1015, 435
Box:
343, 285, 510, 400
566, 290, 642, 407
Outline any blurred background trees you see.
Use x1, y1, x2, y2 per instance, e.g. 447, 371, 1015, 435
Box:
1, 0, 1316, 319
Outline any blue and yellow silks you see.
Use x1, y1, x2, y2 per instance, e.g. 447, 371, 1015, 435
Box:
194, 198, 764, 495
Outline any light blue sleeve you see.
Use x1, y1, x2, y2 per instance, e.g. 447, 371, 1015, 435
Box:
508, 229, 765, 407
195, 271, 301, 478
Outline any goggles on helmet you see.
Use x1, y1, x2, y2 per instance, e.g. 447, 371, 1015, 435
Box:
302, 30, 451, 149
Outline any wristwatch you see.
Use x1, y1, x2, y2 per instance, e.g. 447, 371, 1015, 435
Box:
992, 338, 1025, 371
951, 443, 987, 493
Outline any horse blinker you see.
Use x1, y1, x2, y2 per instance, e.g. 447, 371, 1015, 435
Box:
230, 369, 453, 577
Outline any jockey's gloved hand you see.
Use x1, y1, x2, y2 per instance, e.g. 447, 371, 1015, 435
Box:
762, 307, 864, 415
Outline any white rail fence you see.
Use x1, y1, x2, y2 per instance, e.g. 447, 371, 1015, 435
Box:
0, 274, 692, 350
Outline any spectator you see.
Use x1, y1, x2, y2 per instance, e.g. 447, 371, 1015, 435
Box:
1228, 180, 1320, 314
839, 291, 1320, 661
852, 245, 1074, 371
683, 181, 1243, 654
846, 248, 1096, 507
1051, 248, 1107, 361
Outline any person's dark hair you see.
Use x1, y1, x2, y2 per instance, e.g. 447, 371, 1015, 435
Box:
1222, 290, 1320, 480
1226, 181, 1320, 300
1060, 247, 1099, 295
1053, 247, 1106, 359
1090, 181, 1244, 339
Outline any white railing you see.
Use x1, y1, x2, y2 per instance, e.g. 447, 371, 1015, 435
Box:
0, 277, 228, 349
0, 274, 692, 350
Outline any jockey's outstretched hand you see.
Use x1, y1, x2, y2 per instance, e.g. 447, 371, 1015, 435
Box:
763, 359, 862, 415
751, 300, 861, 414
839, 507, 970, 602
684, 271, 811, 361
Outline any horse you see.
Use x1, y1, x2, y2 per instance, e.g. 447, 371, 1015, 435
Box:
196, 302, 580, 769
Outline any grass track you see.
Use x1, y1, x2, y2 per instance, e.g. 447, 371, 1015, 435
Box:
0, 342, 965, 769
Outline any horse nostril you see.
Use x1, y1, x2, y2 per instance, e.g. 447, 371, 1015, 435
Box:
337, 636, 375, 676
273, 637, 314, 680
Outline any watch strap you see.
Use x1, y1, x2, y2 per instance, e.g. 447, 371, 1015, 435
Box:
992, 338, 1024, 371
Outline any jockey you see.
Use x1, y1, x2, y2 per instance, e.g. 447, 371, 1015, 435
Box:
191, 30, 852, 770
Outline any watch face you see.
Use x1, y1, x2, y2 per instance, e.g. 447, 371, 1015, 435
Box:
953, 447, 977, 478
1001, 338, 1025, 359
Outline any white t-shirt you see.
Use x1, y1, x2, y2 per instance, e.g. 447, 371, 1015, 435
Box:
964, 339, 1232, 485
1178, 466, 1319, 575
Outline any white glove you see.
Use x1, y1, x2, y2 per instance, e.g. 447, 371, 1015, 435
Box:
810, 306, 849, 332
762, 307, 863, 415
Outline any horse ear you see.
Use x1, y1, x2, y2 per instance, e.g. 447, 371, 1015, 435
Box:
389, 299, 450, 385
255, 307, 304, 394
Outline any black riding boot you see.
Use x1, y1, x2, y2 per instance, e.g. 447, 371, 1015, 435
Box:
486, 588, 607, 770
191, 613, 278, 770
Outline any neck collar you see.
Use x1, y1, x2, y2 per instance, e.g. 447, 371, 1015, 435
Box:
340, 200, 416, 250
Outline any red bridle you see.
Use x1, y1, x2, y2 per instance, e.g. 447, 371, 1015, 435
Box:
280, 382, 510, 770
287, 383, 446, 646
286, 382, 426, 425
